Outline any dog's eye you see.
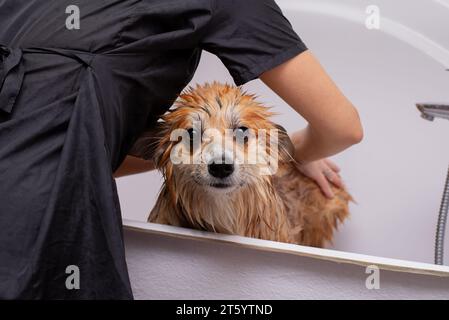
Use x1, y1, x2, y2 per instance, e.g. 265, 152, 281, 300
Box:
187, 128, 201, 149
187, 128, 196, 139
234, 126, 249, 143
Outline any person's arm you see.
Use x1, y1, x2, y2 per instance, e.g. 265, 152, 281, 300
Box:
260, 50, 363, 198
113, 155, 155, 178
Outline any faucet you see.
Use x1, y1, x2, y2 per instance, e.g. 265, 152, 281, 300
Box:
416, 103, 449, 265
417, 103, 449, 121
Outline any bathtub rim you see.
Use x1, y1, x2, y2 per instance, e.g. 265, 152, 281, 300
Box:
276, 0, 449, 69
123, 219, 449, 278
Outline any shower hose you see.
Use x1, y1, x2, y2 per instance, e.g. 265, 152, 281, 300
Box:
435, 164, 449, 265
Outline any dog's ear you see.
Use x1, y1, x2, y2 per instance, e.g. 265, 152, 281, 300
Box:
274, 124, 295, 162
128, 125, 165, 164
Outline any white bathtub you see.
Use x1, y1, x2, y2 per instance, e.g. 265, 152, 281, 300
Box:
118, 0, 449, 299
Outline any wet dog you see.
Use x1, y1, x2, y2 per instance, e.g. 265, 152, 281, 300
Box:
141, 82, 351, 247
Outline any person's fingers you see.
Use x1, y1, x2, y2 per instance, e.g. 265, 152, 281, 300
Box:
323, 163, 345, 188
324, 159, 341, 173
315, 173, 335, 199
324, 169, 345, 189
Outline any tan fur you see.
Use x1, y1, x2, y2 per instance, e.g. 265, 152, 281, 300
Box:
148, 82, 352, 248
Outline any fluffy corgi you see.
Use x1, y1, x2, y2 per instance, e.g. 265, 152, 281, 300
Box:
139, 82, 351, 247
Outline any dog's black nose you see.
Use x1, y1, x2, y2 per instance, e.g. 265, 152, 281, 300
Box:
208, 162, 234, 179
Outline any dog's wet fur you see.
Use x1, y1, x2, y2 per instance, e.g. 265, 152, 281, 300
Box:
145, 82, 351, 247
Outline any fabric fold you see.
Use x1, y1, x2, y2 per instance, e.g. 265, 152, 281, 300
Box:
0, 45, 25, 114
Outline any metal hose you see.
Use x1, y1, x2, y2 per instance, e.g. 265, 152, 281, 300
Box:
435, 165, 449, 265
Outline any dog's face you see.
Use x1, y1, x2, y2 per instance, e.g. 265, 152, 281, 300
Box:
154, 83, 294, 196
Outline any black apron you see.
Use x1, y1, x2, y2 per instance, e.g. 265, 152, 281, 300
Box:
0, 0, 307, 299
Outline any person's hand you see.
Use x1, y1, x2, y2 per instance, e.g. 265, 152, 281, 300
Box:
296, 158, 345, 199
113, 155, 155, 178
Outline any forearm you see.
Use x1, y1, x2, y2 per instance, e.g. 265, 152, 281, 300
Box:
261, 50, 363, 163
291, 124, 357, 164
113, 155, 155, 178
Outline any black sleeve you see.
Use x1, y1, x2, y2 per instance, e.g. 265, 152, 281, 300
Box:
199, 0, 308, 85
